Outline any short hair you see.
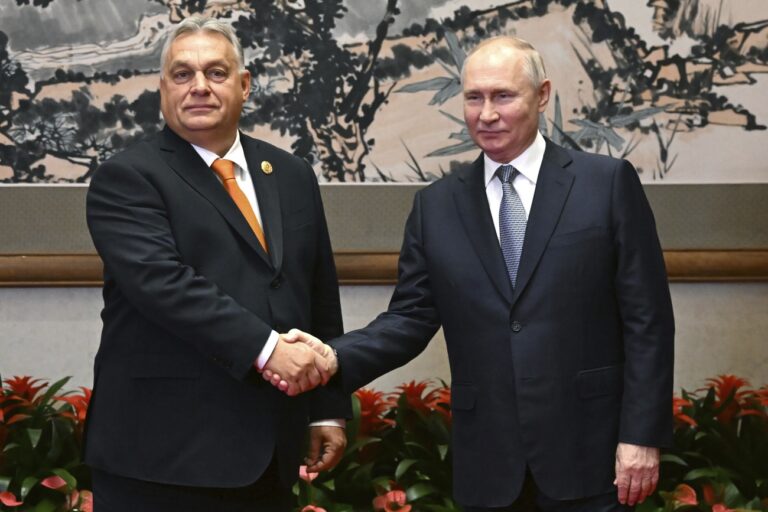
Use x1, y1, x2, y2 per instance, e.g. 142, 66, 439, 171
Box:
462, 36, 548, 89
160, 15, 245, 72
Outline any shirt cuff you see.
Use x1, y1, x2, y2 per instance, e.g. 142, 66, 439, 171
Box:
309, 419, 346, 428
255, 330, 280, 370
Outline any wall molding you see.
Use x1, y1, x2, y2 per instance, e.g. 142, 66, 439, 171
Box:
1, 250, 766, 287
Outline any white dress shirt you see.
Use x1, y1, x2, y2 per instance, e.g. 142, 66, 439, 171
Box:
483, 131, 546, 241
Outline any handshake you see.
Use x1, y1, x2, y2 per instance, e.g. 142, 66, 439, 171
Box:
259, 329, 335, 396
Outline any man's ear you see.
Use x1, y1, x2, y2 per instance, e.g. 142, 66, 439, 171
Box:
538, 79, 552, 112
241, 70, 251, 100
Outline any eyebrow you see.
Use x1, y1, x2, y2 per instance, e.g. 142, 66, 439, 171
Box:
168, 58, 231, 70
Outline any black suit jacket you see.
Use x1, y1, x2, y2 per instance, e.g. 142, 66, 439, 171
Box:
333, 140, 674, 507
85, 126, 349, 488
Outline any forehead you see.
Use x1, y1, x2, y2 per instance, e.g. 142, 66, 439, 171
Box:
165, 31, 237, 66
463, 46, 529, 89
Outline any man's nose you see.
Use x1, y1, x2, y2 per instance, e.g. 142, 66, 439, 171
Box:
190, 72, 210, 94
479, 100, 499, 123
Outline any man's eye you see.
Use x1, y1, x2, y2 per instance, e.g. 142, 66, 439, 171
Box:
173, 71, 190, 81
208, 69, 227, 80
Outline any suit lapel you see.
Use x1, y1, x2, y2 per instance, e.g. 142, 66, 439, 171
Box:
454, 155, 514, 304
242, 134, 283, 274
512, 140, 574, 305
157, 127, 271, 266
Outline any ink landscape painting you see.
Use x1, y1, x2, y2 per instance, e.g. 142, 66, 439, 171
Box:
1, 0, 766, 183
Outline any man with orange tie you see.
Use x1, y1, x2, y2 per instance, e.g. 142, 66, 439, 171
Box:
85, 16, 347, 511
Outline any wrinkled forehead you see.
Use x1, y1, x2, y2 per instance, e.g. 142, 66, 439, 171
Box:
165, 31, 238, 69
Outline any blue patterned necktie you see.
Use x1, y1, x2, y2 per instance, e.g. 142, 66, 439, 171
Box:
497, 165, 527, 289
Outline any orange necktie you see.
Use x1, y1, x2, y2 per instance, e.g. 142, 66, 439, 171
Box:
211, 158, 268, 253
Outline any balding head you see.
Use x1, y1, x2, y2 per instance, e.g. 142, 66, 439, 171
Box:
462, 36, 547, 89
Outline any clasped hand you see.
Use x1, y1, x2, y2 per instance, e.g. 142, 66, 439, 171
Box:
260, 329, 337, 396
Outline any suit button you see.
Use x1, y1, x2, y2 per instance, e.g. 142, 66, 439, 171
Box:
511, 321, 522, 333
270, 277, 282, 289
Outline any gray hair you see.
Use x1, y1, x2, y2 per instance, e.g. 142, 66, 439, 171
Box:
160, 15, 245, 72
462, 36, 548, 89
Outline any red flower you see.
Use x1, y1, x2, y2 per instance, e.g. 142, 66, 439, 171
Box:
712, 504, 735, 512
67, 490, 93, 512
3, 376, 46, 402
299, 465, 318, 483
301, 505, 326, 512
57, 387, 92, 424
671, 483, 697, 506
41, 475, 68, 491
0, 491, 22, 507
373, 490, 412, 512
672, 395, 697, 428
355, 388, 394, 437
705, 375, 752, 424
426, 385, 451, 423
757, 386, 768, 407
392, 381, 433, 414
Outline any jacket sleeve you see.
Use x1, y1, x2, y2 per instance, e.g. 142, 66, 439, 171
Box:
611, 160, 675, 447
331, 191, 441, 394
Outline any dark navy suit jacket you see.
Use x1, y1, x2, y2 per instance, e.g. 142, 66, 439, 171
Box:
85, 126, 349, 488
332, 140, 674, 507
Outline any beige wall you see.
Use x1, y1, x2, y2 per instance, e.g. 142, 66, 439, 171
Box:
1, 283, 766, 393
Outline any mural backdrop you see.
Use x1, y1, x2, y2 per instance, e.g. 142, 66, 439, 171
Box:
0, 0, 766, 183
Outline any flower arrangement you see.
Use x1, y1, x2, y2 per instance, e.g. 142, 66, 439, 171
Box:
639, 376, 768, 512
2, 374, 766, 512
0, 376, 92, 511
296, 380, 457, 511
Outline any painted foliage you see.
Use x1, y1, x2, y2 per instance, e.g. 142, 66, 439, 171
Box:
0, 0, 766, 183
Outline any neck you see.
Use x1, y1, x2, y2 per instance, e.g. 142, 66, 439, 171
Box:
183, 130, 237, 158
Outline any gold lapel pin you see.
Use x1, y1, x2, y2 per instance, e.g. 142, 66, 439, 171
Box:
261, 161, 273, 174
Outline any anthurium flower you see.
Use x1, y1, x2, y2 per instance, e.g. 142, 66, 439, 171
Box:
672, 483, 697, 506
68, 490, 93, 512
0, 491, 22, 507
41, 475, 68, 491
711, 504, 735, 512
373, 489, 412, 512
301, 505, 326, 512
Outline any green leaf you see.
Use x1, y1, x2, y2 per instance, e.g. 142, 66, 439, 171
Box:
51, 468, 77, 490
27, 427, 43, 448
20, 475, 39, 499
36, 377, 71, 407
406, 482, 438, 501
723, 481, 743, 507
438, 444, 449, 461
32, 499, 58, 512
396, 459, 418, 480
660, 454, 688, 466
0, 476, 11, 492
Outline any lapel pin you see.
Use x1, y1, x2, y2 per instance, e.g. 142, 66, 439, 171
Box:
261, 161, 273, 174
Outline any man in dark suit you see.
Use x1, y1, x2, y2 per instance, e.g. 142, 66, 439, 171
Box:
85, 16, 348, 511
273, 36, 674, 511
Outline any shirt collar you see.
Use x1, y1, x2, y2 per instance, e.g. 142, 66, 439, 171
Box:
191, 131, 248, 171
484, 131, 546, 188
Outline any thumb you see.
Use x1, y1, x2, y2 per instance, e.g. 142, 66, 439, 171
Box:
306, 432, 323, 466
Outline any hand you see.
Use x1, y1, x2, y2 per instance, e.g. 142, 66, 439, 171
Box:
263, 329, 338, 393
306, 425, 346, 472
260, 334, 329, 396
614, 442, 660, 506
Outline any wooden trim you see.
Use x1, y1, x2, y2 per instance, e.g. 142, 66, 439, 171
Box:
1, 250, 766, 287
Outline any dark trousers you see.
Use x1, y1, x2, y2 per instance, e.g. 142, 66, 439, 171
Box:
92, 461, 294, 512
463, 470, 633, 512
